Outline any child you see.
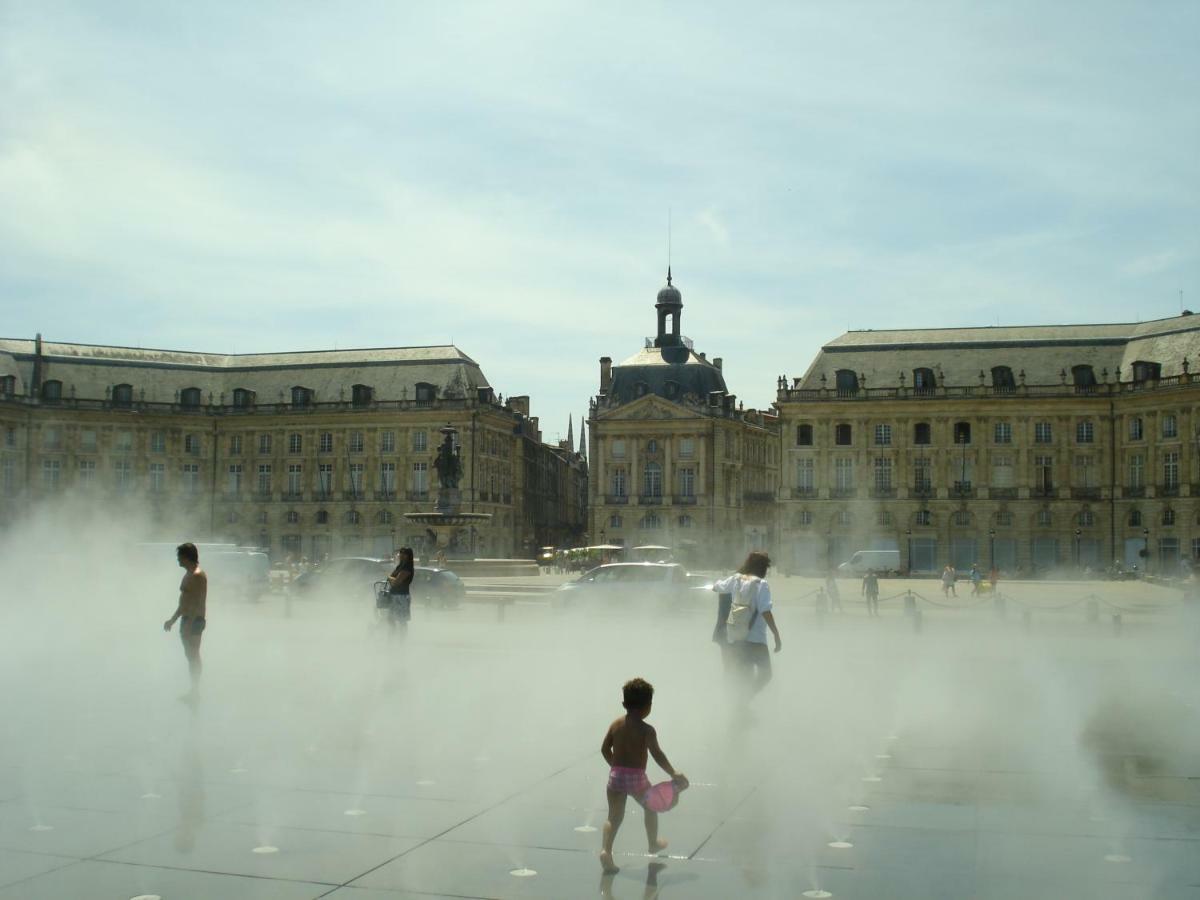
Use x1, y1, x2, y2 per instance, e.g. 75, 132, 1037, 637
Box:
599, 677, 688, 874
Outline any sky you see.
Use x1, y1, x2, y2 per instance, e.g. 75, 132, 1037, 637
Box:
2, 1, 1198, 445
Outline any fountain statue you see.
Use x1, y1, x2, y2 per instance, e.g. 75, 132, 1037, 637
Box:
404, 423, 491, 558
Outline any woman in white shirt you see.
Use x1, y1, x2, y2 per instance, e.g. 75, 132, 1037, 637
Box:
712, 551, 782, 695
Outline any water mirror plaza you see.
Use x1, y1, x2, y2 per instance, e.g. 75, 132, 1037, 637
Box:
1, 564, 1196, 900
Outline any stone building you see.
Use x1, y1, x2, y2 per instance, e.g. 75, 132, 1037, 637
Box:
588, 271, 778, 567
774, 314, 1200, 575
0, 336, 586, 560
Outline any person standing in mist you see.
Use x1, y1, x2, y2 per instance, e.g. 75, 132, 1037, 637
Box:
941, 564, 957, 597
386, 547, 414, 632
712, 551, 782, 696
862, 570, 880, 616
163, 542, 208, 701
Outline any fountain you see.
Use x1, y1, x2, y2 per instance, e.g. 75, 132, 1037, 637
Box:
404, 423, 492, 557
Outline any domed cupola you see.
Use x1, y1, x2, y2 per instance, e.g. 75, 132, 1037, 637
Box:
654, 267, 683, 348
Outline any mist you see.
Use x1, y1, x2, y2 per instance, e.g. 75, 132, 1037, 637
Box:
1, 500, 1198, 898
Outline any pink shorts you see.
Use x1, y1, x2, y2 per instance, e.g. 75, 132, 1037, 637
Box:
608, 766, 651, 798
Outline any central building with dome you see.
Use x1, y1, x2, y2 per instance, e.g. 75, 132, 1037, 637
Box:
587, 270, 779, 564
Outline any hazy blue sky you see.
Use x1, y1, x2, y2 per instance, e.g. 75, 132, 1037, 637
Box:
3, 2, 1197, 443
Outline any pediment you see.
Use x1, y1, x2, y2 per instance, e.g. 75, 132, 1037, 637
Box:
597, 395, 698, 421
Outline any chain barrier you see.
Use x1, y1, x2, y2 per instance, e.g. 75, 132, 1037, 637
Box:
1003, 591, 1090, 612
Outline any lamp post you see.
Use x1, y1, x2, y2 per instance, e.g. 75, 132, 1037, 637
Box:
906, 526, 913, 576
1074, 528, 1081, 571
989, 529, 995, 571
826, 527, 833, 573
1143, 527, 1150, 575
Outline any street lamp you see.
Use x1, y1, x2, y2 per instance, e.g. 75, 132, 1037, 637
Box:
1143, 527, 1150, 574
989, 529, 995, 571
906, 527, 912, 576
826, 527, 833, 573
1074, 528, 1081, 570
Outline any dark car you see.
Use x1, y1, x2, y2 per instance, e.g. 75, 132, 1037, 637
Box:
292, 557, 465, 608
553, 562, 712, 609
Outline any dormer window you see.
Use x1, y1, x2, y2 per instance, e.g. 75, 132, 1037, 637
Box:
351, 384, 373, 408
180, 387, 202, 409
112, 383, 133, 408
414, 382, 436, 406
1072, 365, 1097, 391
664, 380, 680, 400
291, 386, 313, 408
232, 388, 255, 409
41, 380, 63, 403
1131, 361, 1161, 382
991, 366, 1015, 391
0, 375, 14, 396
835, 370, 859, 396
912, 368, 936, 394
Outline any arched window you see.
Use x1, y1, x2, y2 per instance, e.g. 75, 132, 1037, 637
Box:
291, 386, 313, 408
835, 423, 852, 446
112, 383, 133, 407
1128, 509, 1142, 527
678, 515, 693, 528
1078, 510, 1095, 527
1162, 508, 1175, 526
286, 510, 300, 525
953, 421, 971, 444
835, 370, 859, 396
345, 510, 362, 525
180, 387, 202, 409
836, 509, 853, 527
232, 388, 255, 408
995, 510, 1012, 526
912, 368, 936, 394
642, 462, 662, 497
796, 424, 813, 446
795, 510, 813, 527
639, 513, 661, 529
635, 381, 649, 398
1131, 360, 1161, 382
913, 422, 931, 445
1072, 365, 1097, 391
0, 374, 15, 395
951, 510, 971, 527
41, 380, 63, 403
376, 510, 393, 525
609, 514, 623, 528
315, 509, 329, 525
414, 382, 436, 405
351, 384, 373, 408
914, 510, 932, 527
876, 510, 893, 527
991, 366, 1015, 392
1037, 509, 1052, 527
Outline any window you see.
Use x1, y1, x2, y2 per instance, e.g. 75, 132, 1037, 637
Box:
874, 424, 892, 446
912, 368, 936, 393
646, 439, 658, 454
319, 432, 333, 453
639, 513, 661, 529
796, 458, 814, 491
346, 510, 362, 525
913, 457, 932, 492
349, 431, 364, 453
913, 422, 931, 445
0, 375, 14, 396
678, 437, 694, 457
1076, 421, 1094, 443
1072, 365, 1097, 390
150, 431, 165, 453
316, 510, 329, 525
836, 509, 853, 527
413, 430, 428, 452
252, 433, 269, 455
611, 467, 627, 497
6, 426, 17, 449
351, 384, 373, 407
41, 458, 61, 488
678, 514, 693, 528
180, 387, 202, 409
1074, 454, 1097, 488
229, 434, 243, 455
412, 461, 428, 494
1129, 418, 1143, 441
1034, 422, 1053, 444
1034, 456, 1054, 492
1037, 509, 1052, 527
43, 426, 61, 450
993, 422, 1012, 444
182, 463, 200, 494
414, 382, 435, 405
914, 510, 932, 526
113, 459, 133, 493
114, 429, 132, 452
381, 430, 396, 453
291, 386, 312, 408
41, 380, 63, 403
991, 454, 1014, 487
876, 510, 893, 527
376, 510, 393, 525
78, 459, 95, 484
286, 510, 300, 525
995, 510, 1012, 526
991, 366, 1016, 391
112, 383, 133, 407
232, 388, 254, 408
953, 422, 971, 444
349, 463, 364, 496
227, 464, 243, 494
1163, 451, 1179, 489
835, 423, 852, 446
835, 370, 859, 396
951, 510, 971, 527
609, 514, 623, 528
1131, 360, 1161, 382
796, 510, 813, 527
642, 462, 662, 498
287, 463, 302, 495
317, 463, 333, 497
380, 462, 396, 492
149, 463, 165, 493
1163, 508, 1176, 526
286, 432, 299, 454
1129, 453, 1144, 488
257, 464, 272, 495
795, 424, 813, 446
873, 458, 893, 491
679, 467, 695, 497
1163, 414, 1178, 439
611, 439, 626, 458
834, 458, 854, 491
1078, 510, 1095, 527
184, 434, 201, 455
257, 511, 269, 525
1129, 509, 1142, 527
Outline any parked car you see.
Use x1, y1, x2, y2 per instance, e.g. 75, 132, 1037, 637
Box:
553, 562, 712, 610
291, 557, 465, 608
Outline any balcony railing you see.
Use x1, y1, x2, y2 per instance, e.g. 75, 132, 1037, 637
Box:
407, 490, 430, 501
343, 490, 362, 501
869, 486, 896, 499
744, 491, 775, 502
283, 491, 304, 502
911, 484, 934, 498
638, 494, 663, 505
1071, 487, 1101, 500
1032, 486, 1056, 498
252, 491, 273, 502
790, 486, 817, 499
1124, 485, 1145, 498
673, 495, 698, 505
951, 481, 974, 498
988, 487, 1018, 500
776, 373, 1196, 403
1159, 483, 1180, 497
375, 490, 396, 501
829, 486, 856, 499
604, 494, 628, 505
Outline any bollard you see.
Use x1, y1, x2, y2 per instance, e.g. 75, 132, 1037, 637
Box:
1086, 599, 1099, 624
1111, 613, 1122, 635
911, 609, 923, 633
1021, 609, 1032, 633
904, 591, 916, 616
993, 593, 1006, 618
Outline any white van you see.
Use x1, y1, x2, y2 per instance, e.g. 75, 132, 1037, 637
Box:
837, 549, 901, 576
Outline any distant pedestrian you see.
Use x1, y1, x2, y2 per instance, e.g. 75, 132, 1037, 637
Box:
941, 564, 957, 597
862, 570, 880, 616
825, 572, 844, 612
988, 565, 999, 592
969, 564, 983, 595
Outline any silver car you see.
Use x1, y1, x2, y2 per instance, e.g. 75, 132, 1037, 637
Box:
553, 562, 711, 609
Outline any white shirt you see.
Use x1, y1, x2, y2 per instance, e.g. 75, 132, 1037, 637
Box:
712, 574, 773, 644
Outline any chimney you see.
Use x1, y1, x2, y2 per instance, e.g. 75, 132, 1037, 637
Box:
32, 332, 44, 395
508, 395, 530, 417
698, 352, 706, 361
600, 356, 613, 391
713, 357, 723, 371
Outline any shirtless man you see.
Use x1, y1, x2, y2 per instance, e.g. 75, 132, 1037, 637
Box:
599, 678, 688, 874
164, 542, 208, 701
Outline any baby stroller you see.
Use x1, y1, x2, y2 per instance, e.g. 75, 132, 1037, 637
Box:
374, 581, 411, 635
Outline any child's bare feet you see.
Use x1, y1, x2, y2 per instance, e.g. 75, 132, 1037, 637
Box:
649, 837, 668, 854
599, 850, 620, 873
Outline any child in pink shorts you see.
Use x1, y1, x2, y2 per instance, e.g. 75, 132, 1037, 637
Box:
599, 677, 688, 874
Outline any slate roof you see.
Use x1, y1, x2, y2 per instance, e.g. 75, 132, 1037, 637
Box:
608, 346, 728, 405
0, 339, 490, 403
795, 314, 1200, 389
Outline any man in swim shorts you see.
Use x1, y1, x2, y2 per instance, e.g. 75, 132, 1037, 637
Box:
164, 542, 208, 702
